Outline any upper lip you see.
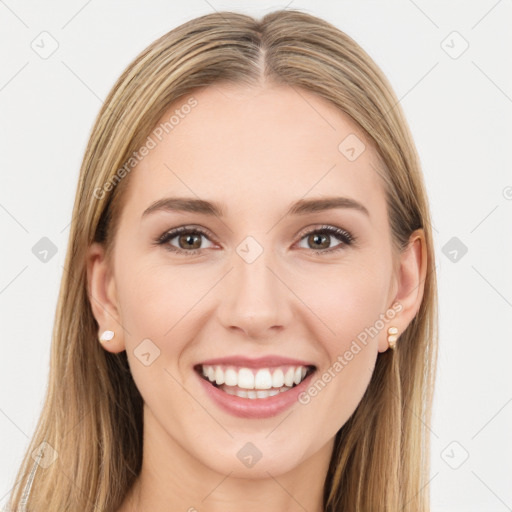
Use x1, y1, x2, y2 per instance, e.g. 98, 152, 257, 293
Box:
195, 355, 316, 369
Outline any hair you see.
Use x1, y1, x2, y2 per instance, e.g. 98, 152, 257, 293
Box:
7, 9, 438, 512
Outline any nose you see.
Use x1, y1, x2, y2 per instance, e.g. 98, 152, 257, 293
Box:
216, 248, 293, 339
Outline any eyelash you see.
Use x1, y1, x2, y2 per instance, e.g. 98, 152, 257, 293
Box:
154, 224, 356, 257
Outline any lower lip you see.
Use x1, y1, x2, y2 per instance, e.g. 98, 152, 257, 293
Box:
196, 369, 315, 419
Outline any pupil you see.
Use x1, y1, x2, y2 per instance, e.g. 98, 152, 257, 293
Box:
180, 233, 201, 249
311, 233, 328, 249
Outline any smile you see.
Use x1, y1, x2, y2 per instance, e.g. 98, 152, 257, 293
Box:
196, 364, 315, 399
193, 356, 317, 418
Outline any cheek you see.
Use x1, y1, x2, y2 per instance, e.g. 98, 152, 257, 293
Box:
114, 260, 217, 395
291, 259, 390, 431
116, 259, 208, 337
297, 255, 392, 344
115, 262, 199, 420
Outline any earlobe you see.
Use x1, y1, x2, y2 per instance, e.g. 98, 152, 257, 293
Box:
379, 229, 427, 353
86, 242, 125, 352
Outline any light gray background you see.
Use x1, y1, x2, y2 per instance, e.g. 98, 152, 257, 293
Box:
1, 1, 511, 510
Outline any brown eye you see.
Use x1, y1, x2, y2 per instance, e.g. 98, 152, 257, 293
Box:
156, 226, 215, 254
296, 225, 355, 254
307, 232, 331, 250
155, 224, 355, 257
177, 232, 202, 250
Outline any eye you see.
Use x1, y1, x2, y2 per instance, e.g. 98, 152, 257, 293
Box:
155, 226, 215, 255
154, 224, 356, 256
295, 225, 355, 254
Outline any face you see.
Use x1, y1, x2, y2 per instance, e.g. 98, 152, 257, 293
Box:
88, 83, 420, 480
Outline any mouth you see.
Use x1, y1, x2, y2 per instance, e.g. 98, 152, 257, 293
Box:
193, 363, 317, 399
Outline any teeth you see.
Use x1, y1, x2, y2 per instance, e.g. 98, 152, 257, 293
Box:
238, 368, 255, 389
200, 364, 311, 390
215, 366, 224, 385
272, 368, 284, 388
220, 384, 292, 398
284, 367, 295, 387
257, 389, 279, 398
254, 369, 272, 389
224, 368, 238, 386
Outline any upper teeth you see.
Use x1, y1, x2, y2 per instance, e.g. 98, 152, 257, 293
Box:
201, 365, 309, 389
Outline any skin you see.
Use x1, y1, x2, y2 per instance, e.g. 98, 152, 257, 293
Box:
87, 83, 427, 512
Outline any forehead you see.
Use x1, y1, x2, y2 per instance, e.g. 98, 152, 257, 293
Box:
122, 83, 387, 221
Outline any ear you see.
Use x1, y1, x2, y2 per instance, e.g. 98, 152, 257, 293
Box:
378, 228, 428, 353
86, 242, 126, 353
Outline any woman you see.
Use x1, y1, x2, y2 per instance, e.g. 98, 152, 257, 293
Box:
7, 9, 438, 512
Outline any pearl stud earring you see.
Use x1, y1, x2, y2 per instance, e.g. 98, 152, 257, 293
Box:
99, 330, 115, 343
387, 326, 399, 350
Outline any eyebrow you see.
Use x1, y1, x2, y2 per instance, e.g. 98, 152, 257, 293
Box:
142, 196, 370, 219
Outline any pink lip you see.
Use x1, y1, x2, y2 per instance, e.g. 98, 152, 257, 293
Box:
196, 355, 315, 369
195, 368, 316, 419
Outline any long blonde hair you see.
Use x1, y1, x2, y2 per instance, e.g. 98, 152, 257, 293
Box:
6, 9, 438, 511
